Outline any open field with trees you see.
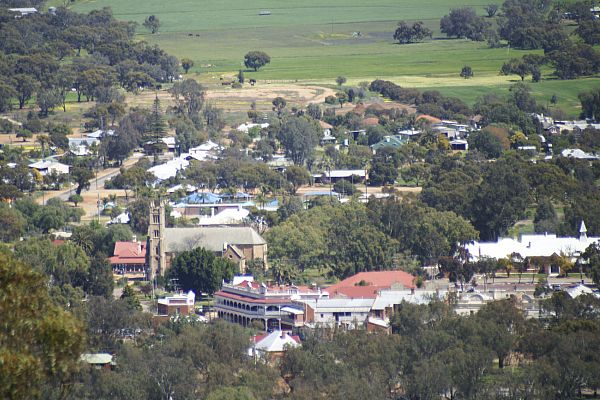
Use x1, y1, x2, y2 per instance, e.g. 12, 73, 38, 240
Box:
62, 0, 600, 116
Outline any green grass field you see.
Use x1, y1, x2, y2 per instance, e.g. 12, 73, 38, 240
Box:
66, 0, 600, 116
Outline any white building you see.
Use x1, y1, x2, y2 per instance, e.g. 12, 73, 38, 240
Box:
28, 160, 70, 176
466, 222, 599, 263
295, 298, 374, 329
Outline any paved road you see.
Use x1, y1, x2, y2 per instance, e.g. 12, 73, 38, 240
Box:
39, 153, 143, 204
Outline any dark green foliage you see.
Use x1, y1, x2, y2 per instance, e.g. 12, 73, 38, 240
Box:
168, 247, 235, 295
393, 20, 432, 44
276, 116, 320, 165
460, 65, 473, 79
440, 7, 489, 41
121, 285, 141, 310
467, 130, 503, 158
369, 147, 400, 185
534, 197, 558, 233
333, 179, 358, 196
243, 50, 271, 71
579, 88, 600, 120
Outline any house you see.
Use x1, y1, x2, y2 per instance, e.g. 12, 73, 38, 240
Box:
561, 148, 600, 160
416, 114, 442, 124
236, 122, 269, 134
147, 157, 190, 181
186, 140, 222, 161
107, 212, 130, 225
162, 136, 177, 152
450, 139, 468, 151
167, 183, 198, 194
80, 353, 115, 370
326, 270, 416, 297
397, 129, 421, 140
248, 330, 301, 363
320, 169, 367, 184
295, 298, 375, 329
466, 221, 600, 274
564, 284, 599, 299
28, 160, 69, 176
215, 280, 325, 331
157, 291, 196, 316
197, 207, 250, 226
371, 135, 408, 154
109, 241, 147, 279
8, 8, 38, 17
86, 129, 114, 139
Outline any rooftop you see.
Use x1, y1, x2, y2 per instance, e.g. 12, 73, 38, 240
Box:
163, 226, 266, 253
326, 270, 416, 295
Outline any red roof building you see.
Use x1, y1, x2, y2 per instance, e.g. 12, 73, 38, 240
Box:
109, 241, 147, 280
326, 271, 416, 298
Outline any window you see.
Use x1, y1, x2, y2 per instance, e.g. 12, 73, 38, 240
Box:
153, 230, 159, 238
176, 307, 181, 314
153, 215, 160, 224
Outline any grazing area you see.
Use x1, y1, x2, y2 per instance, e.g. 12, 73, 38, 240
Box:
65, 0, 599, 116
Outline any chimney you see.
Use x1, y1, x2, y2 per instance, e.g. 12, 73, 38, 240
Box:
132, 235, 137, 243
223, 242, 228, 252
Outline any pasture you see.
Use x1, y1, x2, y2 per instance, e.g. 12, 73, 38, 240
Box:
68, 0, 598, 116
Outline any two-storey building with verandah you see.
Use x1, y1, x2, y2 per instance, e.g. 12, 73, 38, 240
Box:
215, 280, 327, 331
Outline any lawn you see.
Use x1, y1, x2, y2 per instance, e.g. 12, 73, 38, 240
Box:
66, 0, 598, 117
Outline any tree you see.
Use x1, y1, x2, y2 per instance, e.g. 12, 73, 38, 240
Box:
476, 298, 526, 368
336, 91, 348, 108
272, 96, 287, 118
579, 88, 600, 120
576, 20, 600, 45
336, 76, 347, 86
0, 205, 25, 242
306, 103, 322, 120
460, 65, 473, 79
369, 147, 400, 185
13, 74, 38, 109
484, 3, 499, 17
276, 116, 320, 165
440, 8, 489, 41
169, 79, 205, 119
121, 285, 141, 310
0, 254, 85, 399
393, 20, 433, 44
501, 58, 534, 81
243, 51, 271, 71
181, 58, 194, 73
0, 81, 16, 113
71, 166, 94, 195
285, 165, 310, 194
86, 255, 114, 298
168, 247, 235, 295
68, 194, 83, 207
467, 129, 504, 159
143, 15, 160, 34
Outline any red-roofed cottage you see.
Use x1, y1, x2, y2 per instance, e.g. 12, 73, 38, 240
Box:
110, 241, 148, 280
326, 270, 416, 297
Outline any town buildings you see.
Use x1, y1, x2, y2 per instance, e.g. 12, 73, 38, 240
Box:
109, 240, 147, 280
215, 279, 327, 331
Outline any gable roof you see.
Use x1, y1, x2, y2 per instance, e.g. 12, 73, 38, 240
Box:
109, 241, 146, 265
163, 226, 266, 253
326, 270, 416, 296
250, 330, 301, 353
